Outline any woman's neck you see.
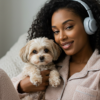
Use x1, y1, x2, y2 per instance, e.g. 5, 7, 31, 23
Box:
71, 45, 93, 64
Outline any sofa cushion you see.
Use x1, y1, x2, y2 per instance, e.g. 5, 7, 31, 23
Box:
0, 33, 27, 78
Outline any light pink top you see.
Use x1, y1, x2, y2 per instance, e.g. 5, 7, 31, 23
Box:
0, 68, 20, 100
12, 49, 100, 100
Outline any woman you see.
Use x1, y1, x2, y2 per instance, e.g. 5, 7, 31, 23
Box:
12, 0, 100, 100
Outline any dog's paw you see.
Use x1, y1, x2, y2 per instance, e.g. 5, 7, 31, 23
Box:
49, 77, 61, 87
30, 74, 42, 86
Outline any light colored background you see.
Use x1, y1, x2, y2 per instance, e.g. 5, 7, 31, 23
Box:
0, 0, 47, 58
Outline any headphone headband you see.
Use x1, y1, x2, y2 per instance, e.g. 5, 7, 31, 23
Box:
72, 0, 93, 18
72, 0, 97, 35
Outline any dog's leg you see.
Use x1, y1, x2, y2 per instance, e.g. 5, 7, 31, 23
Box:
29, 68, 42, 86
21, 68, 29, 80
49, 70, 61, 87
21, 65, 42, 86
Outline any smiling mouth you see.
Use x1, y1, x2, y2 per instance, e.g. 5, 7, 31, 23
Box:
62, 41, 74, 50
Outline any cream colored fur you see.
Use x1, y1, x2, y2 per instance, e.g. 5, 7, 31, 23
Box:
20, 37, 61, 100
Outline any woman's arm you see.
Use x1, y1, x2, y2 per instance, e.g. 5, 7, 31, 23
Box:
11, 73, 28, 99
0, 68, 20, 100
11, 70, 50, 99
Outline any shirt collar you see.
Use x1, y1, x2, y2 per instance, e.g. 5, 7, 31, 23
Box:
57, 49, 100, 81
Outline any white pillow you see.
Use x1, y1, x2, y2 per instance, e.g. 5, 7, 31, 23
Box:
0, 33, 27, 78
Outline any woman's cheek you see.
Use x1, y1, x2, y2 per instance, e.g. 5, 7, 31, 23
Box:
54, 36, 59, 44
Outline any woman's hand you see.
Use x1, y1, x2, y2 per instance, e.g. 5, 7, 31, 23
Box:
18, 70, 50, 93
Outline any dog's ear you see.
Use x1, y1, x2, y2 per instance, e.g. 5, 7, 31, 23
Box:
20, 41, 31, 63
50, 40, 61, 61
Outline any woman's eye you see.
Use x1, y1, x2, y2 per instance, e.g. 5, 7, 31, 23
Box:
53, 31, 59, 34
44, 48, 49, 53
33, 50, 37, 54
66, 26, 73, 30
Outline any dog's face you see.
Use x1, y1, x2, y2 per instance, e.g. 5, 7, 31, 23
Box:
20, 37, 61, 66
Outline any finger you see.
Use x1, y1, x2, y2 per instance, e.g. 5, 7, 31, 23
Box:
43, 82, 49, 86
41, 70, 50, 76
44, 70, 50, 76
39, 87, 47, 91
43, 76, 49, 82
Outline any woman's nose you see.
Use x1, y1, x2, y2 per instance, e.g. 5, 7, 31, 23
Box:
59, 31, 67, 40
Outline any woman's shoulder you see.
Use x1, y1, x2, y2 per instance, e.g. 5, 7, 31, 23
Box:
0, 68, 7, 77
0, 68, 20, 100
87, 49, 100, 71
0, 68, 13, 83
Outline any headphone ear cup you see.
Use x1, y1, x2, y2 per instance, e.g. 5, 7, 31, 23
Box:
89, 18, 97, 33
84, 17, 97, 35
84, 17, 93, 35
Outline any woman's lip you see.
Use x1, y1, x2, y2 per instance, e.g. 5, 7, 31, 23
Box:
61, 41, 74, 49
61, 41, 74, 46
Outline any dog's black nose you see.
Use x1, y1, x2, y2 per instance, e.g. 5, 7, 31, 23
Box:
40, 56, 44, 61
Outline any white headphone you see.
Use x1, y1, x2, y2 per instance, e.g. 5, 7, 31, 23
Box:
72, 0, 98, 35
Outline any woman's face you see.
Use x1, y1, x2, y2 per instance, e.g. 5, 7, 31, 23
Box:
51, 8, 90, 56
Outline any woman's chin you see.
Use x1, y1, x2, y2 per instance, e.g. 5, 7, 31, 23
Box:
64, 49, 76, 56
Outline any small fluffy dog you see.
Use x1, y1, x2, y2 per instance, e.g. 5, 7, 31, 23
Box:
20, 37, 61, 100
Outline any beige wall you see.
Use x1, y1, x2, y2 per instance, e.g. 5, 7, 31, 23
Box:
0, 0, 47, 58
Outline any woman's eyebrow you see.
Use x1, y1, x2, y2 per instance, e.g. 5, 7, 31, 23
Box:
63, 19, 74, 25
52, 19, 74, 28
52, 26, 56, 28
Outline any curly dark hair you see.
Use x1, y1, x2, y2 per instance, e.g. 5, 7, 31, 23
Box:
27, 0, 100, 61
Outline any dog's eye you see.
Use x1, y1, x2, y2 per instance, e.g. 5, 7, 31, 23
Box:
44, 48, 49, 53
33, 50, 37, 54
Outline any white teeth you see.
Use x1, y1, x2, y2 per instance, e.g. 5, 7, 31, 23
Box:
64, 43, 71, 46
